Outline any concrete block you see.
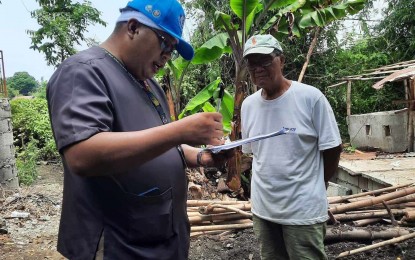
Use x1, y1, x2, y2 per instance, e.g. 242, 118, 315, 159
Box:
327, 182, 352, 196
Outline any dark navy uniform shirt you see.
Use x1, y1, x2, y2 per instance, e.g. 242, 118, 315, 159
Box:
47, 46, 189, 260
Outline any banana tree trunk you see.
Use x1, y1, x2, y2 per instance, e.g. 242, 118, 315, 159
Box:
226, 67, 247, 192
162, 75, 178, 121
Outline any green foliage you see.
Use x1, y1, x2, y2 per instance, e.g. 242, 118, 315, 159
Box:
343, 144, 356, 153
376, 0, 415, 61
7, 72, 39, 96
16, 139, 39, 185
11, 98, 58, 161
179, 79, 234, 133
28, 0, 107, 67
32, 80, 48, 99
298, 31, 405, 141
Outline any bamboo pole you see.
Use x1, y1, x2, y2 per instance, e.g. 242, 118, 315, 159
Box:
352, 218, 382, 227
191, 223, 253, 232
325, 228, 409, 242
187, 212, 203, 217
336, 232, 415, 259
346, 81, 351, 116
364, 203, 415, 210
408, 78, 414, 152
334, 209, 406, 221
327, 183, 413, 204
187, 200, 248, 207
330, 186, 415, 214
189, 212, 250, 225
403, 210, 415, 222
386, 194, 415, 205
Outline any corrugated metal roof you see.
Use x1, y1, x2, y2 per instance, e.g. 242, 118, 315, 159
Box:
372, 67, 415, 89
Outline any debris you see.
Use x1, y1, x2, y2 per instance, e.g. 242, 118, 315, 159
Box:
336, 232, 415, 259
8, 211, 30, 219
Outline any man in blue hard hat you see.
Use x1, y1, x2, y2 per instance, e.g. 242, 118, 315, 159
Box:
47, 0, 230, 259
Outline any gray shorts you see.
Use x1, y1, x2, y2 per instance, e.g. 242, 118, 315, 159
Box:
252, 215, 327, 260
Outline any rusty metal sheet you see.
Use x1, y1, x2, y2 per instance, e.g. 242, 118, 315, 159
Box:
372, 67, 415, 89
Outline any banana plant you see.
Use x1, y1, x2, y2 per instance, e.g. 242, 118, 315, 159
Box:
178, 78, 234, 134
165, 0, 367, 193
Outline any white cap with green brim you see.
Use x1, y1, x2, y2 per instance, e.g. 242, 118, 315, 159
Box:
243, 34, 283, 58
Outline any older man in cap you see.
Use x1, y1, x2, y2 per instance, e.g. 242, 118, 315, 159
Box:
47, 0, 231, 259
241, 34, 342, 260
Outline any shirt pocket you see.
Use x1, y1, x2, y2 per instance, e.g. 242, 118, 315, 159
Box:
125, 187, 174, 244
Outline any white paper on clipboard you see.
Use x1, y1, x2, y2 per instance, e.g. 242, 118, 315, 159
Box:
205, 127, 296, 154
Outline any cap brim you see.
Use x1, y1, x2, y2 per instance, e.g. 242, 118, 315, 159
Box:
159, 26, 194, 61
243, 47, 274, 58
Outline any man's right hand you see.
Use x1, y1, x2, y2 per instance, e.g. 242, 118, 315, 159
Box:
176, 112, 224, 146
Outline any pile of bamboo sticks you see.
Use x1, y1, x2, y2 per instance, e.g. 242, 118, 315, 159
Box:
188, 200, 253, 237
188, 183, 415, 257
328, 183, 415, 226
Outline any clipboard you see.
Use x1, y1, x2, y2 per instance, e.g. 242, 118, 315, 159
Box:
204, 127, 296, 153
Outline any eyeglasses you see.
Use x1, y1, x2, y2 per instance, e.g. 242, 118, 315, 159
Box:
246, 54, 278, 72
147, 26, 176, 55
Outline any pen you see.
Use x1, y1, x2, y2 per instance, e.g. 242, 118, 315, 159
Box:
138, 187, 159, 196
216, 83, 225, 112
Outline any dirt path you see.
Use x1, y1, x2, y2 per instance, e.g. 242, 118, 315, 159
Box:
0, 164, 64, 259
1, 164, 415, 259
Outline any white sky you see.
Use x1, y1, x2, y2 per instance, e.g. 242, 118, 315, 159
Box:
0, 0, 194, 82
0, 0, 384, 82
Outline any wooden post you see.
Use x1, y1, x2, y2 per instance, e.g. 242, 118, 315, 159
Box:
408, 78, 414, 152
0, 50, 7, 97
346, 81, 352, 116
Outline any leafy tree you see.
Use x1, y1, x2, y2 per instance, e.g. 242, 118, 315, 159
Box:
28, 0, 106, 67
32, 79, 48, 99
7, 72, 39, 96
181, 0, 367, 192
375, 0, 415, 61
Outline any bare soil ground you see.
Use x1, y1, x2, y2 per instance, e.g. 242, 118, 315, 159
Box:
1, 164, 415, 259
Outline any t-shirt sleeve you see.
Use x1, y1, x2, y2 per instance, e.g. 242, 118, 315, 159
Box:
47, 62, 113, 152
312, 95, 342, 151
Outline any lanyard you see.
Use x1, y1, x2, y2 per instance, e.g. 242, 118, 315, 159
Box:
103, 48, 187, 168
103, 48, 168, 124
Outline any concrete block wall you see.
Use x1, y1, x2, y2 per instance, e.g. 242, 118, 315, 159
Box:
347, 110, 409, 153
334, 168, 387, 194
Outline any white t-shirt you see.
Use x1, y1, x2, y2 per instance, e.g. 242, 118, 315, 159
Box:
241, 81, 341, 225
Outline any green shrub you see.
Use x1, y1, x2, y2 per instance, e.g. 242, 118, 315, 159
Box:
10, 97, 58, 161
16, 139, 39, 185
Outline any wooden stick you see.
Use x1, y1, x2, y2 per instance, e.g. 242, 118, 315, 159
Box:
352, 218, 382, 227
327, 183, 412, 204
190, 230, 224, 237
336, 232, 415, 259
298, 27, 320, 83
199, 204, 252, 217
191, 223, 253, 232
330, 186, 415, 214
382, 201, 398, 226
328, 210, 340, 225
327, 81, 348, 88
187, 200, 248, 207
